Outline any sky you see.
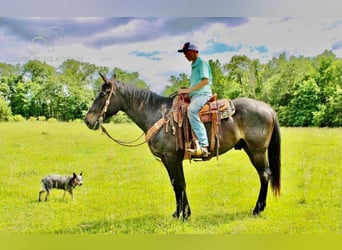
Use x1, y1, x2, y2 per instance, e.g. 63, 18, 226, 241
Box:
0, 17, 341, 94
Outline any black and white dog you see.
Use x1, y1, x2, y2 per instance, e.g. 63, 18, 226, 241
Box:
38, 172, 83, 202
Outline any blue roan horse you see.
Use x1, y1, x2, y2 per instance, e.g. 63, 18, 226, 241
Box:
85, 74, 281, 220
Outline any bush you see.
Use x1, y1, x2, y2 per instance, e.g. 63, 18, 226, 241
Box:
9, 114, 26, 122
28, 117, 37, 121
47, 118, 58, 122
38, 116, 46, 121
110, 111, 132, 124
72, 119, 83, 123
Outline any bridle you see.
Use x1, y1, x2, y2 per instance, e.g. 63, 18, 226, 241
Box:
98, 79, 115, 126
98, 78, 147, 147
95, 74, 172, 147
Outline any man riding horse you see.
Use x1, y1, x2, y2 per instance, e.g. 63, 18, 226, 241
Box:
177, 42, 212, 158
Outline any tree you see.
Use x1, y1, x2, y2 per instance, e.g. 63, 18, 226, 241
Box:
112, 67, 150, 89
313, 50, 339, 92
310, 51, 342, 127
313, 87, 342, 127
0, 77, 11, 100
223, 55, 261, 99
0, 96, 11, 121
285, 79, 321, 126
60, 83, 94, 121
209, 59, 227, 98
58, 59, 98, 86
1, 51, 341, 126
23, 60, 55, 83
325, 88, 342, 127
263, 54, 307, 107
55, 60, 99, 120
0, 63, 21, 77
0, 63, 23, 102
163, 73, 189, 97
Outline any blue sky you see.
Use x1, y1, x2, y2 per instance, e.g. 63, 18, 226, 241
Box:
0, 17, 341, 93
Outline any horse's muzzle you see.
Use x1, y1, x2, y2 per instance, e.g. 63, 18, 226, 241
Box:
84, 114, 100, 130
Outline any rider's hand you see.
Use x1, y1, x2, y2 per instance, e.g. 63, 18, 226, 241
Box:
178, 88, 191, 95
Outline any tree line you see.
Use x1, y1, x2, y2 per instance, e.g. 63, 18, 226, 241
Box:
0, 50, 341, 127
0, 60, 148, 123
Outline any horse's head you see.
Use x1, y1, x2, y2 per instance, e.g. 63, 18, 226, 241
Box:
84, 73, 121, 130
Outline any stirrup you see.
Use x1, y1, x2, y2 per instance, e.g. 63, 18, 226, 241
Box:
201, 147, 209, 158
186, 147, 210, 158
186, 147, 202, 157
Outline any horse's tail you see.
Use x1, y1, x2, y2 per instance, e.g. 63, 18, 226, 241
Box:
268, 114, 281, 197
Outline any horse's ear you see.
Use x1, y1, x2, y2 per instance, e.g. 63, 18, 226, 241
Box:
99, 72, 109, 83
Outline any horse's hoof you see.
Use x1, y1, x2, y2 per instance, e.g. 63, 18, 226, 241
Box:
182, 214, 191, 221
172, 211, 179, 218
252, 209, 260, 216
253, 201, 266, 215
183, 206, 191, 221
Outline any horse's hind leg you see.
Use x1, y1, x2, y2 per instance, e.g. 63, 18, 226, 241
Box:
248, 151, 271, 215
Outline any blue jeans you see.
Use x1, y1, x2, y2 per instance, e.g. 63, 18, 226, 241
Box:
188, 95, 211, 147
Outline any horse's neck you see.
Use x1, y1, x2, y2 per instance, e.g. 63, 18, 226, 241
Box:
118, 84, 171, 132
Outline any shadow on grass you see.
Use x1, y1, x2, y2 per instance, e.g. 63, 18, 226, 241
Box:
54, 211, 253, 234
193, 210, 255, 225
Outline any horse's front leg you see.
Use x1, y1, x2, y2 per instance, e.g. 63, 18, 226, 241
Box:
162, 156, 191, 220
172, 184, 191, 220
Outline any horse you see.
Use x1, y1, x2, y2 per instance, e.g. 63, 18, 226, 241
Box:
84, 74, 281, 220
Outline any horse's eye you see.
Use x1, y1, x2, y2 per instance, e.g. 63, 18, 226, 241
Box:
99, 92, 106, 98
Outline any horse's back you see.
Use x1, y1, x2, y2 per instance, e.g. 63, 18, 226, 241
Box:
232, 97, 276, 126
219, 97, 276, 152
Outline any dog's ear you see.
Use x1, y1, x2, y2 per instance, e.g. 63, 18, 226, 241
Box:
73, 172, 77, 178
80, 172, 83, 176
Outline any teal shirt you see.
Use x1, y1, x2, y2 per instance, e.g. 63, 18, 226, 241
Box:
190, 57, 212, 97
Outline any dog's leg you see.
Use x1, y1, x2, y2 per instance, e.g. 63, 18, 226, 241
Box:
45, 191, 50, 201
38, 190, 45, 202
69, 191, 74, 201
63, 190, 67, 199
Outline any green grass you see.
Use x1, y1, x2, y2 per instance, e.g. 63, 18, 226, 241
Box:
0, 122, 341, 234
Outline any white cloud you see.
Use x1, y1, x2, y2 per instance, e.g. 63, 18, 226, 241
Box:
0, 17, 341, 94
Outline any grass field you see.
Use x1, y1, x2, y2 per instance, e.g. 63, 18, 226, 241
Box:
0, 122, 341, 234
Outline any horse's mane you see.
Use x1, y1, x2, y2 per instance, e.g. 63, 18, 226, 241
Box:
115, 80, 172, 108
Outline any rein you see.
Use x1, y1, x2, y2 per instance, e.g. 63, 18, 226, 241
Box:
98, 78, 174, 147
100, 125, 147, 147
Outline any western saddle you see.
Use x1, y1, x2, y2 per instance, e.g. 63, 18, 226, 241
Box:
170, 94, 235, 160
